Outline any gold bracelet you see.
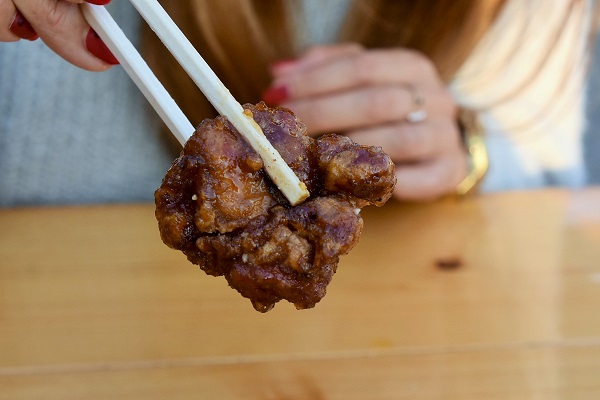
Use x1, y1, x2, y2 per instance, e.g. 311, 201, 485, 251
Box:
455, 109, 489, 196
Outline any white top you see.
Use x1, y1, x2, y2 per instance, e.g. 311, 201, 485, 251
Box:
451, 0, 592, 191
0, 0, 593, 206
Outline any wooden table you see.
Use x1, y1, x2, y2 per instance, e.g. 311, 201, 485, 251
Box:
1, 188, 600, 399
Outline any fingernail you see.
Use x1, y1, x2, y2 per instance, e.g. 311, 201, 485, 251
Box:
9, 10, 39, 41
85, 0, 112, 5
262, 85, 289, 106
85, 28, 119, 65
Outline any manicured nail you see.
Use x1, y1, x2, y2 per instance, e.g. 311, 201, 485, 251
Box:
9, 10, 39, 41
262, 85, 289, 106
85, 0, 112, 5
85, 28, 119, 65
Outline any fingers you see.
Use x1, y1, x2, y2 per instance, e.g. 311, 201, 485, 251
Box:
284, 86, 411, 134
269, 48, 441, 101
265, 45, 455, 136
340, 98, 465, 201
393, 153, 469, 202
264, 44, 363, 105
270, 43, 363, 77
285, 84, 454, 136
5, 0, 116, 71
1, 1, 22, 41
2, 0, 88, 43
346, 119, 462, 162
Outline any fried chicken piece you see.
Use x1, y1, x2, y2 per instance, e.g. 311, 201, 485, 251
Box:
155, 102, 395, 312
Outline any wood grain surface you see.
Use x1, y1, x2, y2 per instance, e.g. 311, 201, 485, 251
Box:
1, 188, 599, 399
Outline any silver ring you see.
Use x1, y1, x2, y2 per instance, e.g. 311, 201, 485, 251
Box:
403, 84, 427, 123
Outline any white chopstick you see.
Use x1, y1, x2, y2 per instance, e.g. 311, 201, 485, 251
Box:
81, 4, 193, 146
81, 3, 309, 206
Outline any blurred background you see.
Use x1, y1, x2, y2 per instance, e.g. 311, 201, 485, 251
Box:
584, 37, 600, 184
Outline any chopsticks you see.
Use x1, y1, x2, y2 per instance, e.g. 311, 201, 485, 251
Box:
81, 2, 309, 206
81, 3, 192, 146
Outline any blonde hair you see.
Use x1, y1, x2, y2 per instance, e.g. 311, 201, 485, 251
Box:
142, 0, 293, 126
142, 0, 510, 126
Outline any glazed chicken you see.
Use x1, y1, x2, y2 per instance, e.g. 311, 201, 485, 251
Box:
155, 102, 395, 312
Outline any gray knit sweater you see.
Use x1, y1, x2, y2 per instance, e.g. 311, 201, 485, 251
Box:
0, 2, 175, 206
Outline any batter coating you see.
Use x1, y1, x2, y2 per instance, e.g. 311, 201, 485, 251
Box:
155, 103, 395, 312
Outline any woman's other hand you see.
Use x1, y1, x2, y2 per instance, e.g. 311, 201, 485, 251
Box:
1, 0, 117, 70
263, 44, 468, 202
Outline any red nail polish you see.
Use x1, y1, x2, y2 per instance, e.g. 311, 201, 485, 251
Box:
9, 10, 39, 41
85, 28, 119, 65
262, 85, 289, 106
85, 0, 112, 5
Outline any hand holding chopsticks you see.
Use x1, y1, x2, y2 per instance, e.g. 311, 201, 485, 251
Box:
81, 1, 309, 205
